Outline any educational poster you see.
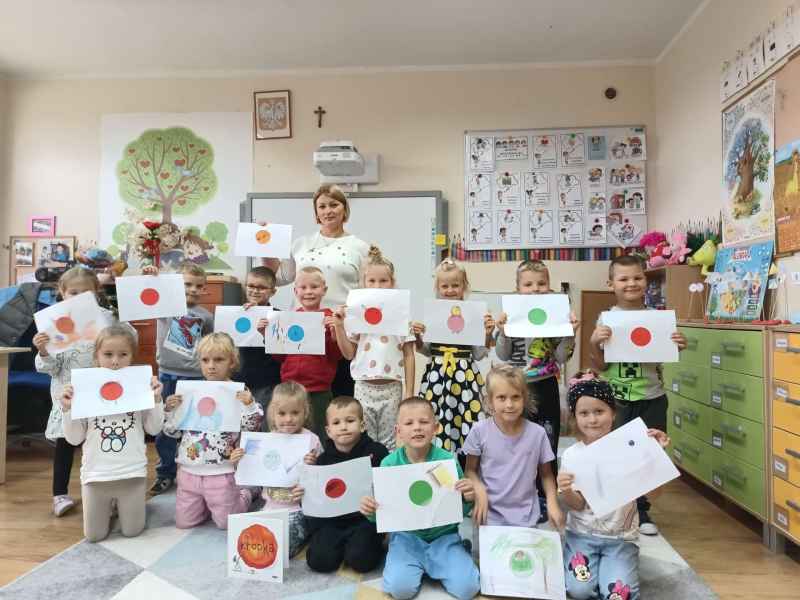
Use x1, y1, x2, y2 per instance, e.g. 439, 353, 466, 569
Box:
174, 380, 244, 432
746, 35, 766, 81
496, 209, 521, 244
608, 190, 626, 211
469, 136, 494, 171
722, 79, 775, 245
587, 216, 607, 244
558, 210, 583, 244
299, 456, 373, 518
33, 291, 112, 356
532, 135, 557, 168
495, 172, 521, 206
479, 526, 566, 600
235, 431, 316, 487
624, 189, 646, 214
70, 365, 154, 419
587, 167, 606, 191
720, 59, 734, 102
608, 162, 645, 186
764, 23, 780, 67
495, 136, 529, 161
467, 173, 491, 208
556, 174, 582, 208
228, 513, 284, 582
588, 135, 607, 160
344, 288, 410, 336
733, 50, 748, 93
115, 274, 188, 322
587, 193, 607, 214
609, 128, 646, 160
706, 240, 773, 321
265, 311, 325, 355
528, 210, 554, 245
774, 55, 800, 255
214, 306, 273, 347
608, 214, 641, 246
423, 299, 488, 346
469, 210, 493, 245
602, 310, 679, 363
559, 133, 586, 167
234, 222, 292, 259
523, 172, 550, 206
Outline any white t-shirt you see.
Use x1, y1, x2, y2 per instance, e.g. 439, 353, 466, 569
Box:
276, 232, 370, 308
561, 441, 639, 541
350, 333, 415, 382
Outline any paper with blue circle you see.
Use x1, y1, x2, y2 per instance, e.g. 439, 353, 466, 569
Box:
214, 305, 274, 347
265, 311, 325, 355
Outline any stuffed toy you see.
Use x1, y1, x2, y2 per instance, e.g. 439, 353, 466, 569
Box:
687, 239, 717, 275
666, 231, 692, 265
639, 230, 668, 268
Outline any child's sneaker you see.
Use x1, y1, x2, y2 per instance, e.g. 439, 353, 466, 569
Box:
149, 477, 173, 495
53, 495, 76, 517
638, 511, 659, 536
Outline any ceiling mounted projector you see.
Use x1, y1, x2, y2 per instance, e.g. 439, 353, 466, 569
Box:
313, 140, 365, 177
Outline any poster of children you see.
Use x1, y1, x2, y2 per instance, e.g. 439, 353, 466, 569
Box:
495, 136, 529, 161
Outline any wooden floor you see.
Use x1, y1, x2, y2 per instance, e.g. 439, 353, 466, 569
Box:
1, 440, 799, 598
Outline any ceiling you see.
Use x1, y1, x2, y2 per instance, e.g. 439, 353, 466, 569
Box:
0, 0, 706, 78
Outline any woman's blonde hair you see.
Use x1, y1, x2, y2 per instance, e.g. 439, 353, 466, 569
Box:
197, 332, 240, 375
433, 257, 469, 293
313, 184, 350, 224
93, 325, 138, 364
267, 381, 312, 430
484, 364, 532, 416
361, 245, 395, 285
515, 259, 550, 289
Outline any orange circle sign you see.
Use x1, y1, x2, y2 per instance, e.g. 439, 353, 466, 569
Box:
255, 230, 272, 244
237, 524, 278, 569
54, 316, 76, 334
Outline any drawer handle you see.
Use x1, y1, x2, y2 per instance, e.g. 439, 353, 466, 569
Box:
786, 448, 800, 460
721, 341, 745, 353
787, 499, 800, 513
720, 383, 745, 396
720, 465, 747, 485
678, 372, 698, 383
787, 346, 800, 354
681, 445, 701, 458
720, 423, 746, 438
787, 398, 800, 407
682, 409, 698, 422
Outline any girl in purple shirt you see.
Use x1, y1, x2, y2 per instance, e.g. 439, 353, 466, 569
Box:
462, 364, 564, 528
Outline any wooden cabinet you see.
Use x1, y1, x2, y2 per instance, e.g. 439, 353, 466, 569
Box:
644, 265, 704, 319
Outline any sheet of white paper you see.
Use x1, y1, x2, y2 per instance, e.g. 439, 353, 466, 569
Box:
570, 418, 680, 518
602, 309, 679, 363
479, 526, 566, 600
234, 222, 293, 259
264, 311, 325, 355
228, 513, 284, 582
299, 456, 373, 518
215, 306, 273, 347
33, 291, 112, 356
173, 380, 244, 432
116, 274, 187, 322
235, 432, 316, 487
344, 289, 410, 337
528, 209, 554, 245
502, 294, 573, 339
372, 459, 462, 533
70, 365, 154, 419
423, 299, 487, 347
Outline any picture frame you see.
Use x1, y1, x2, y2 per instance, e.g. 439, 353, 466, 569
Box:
7, 235, 76, 286
254, 90, 292, 140
28, 215, 56, 237
37, 237, 75, 267
13, 240, 34, 266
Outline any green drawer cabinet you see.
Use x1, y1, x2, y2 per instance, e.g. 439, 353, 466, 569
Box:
670, 427, 712, 484
678, 326, 713, 367
708, 329, 764, 377
710, 410, 764, 470
664, 363, 711, 405
710, 448, 765, 518
709, 370, 764, 423
668, 392, 712, 443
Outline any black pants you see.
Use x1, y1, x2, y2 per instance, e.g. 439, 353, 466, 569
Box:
53, 437, 77, 496
527, 376, 561, 474
306, 520, 384, 573
331, 358, 354, 397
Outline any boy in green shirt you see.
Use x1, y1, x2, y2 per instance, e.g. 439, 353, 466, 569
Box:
360, 397, 480, 600
589, 254, 686, 535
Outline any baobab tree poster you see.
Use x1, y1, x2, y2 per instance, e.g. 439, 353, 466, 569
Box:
98, 113, 251, 272
722, 80, 775, 245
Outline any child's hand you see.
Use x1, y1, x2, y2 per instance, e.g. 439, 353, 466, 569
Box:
32, 332, 50, 356
256, 318, 269, 333
471, 483, 489, 525
165, 394, 182, 412
243, 302, 255, 310
556, 471, 575, 493
323, 314, 339, 332
60, 384, 74, 411
570, 312, 581, 333
483, 312, 495, 335
672, 331, 688, 351
455, 478, 475, 503
303, 451, 317, 465
590, 325, 612, 347
547, 499, 566, 531
360, 495, 378, 516
150, 377, 164, 403
290, 485, 305, 502
496, 312, 508, 335
230, 447, 245, 464
411, 321, 426, 337
141, 265, 159, 276
647, 428, 670, 448
236, 390, 254, 406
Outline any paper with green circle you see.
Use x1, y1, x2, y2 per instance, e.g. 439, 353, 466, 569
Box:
502, 293, 574, 338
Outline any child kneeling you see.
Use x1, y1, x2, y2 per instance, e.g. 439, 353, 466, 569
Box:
360, 397, 480, 600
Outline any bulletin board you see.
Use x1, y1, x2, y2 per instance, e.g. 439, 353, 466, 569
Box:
463, 126, 648, 251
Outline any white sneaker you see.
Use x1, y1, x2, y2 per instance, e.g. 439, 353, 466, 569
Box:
53, 495, 76, 517
639, 521, 659, 536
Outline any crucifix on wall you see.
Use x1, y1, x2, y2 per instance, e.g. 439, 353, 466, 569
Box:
314, 106, 326, 128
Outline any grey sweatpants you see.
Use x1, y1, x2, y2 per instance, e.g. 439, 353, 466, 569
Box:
82, 477, 147, 542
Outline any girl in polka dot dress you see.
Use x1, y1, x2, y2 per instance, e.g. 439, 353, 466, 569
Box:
331, 246, 415, 450
411, 258, 495, 454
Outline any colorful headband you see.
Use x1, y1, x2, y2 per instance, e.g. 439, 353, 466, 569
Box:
567, 372, 616, 413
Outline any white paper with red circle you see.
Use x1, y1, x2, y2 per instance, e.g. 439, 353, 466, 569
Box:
173, 380, 244, 432
422, 299, 488, 347
215, 305, 274, 347
264, 311, 325, 355
115, 274, 188, 322
33, 291, 112, 356
343, 288, 410, 337
70, 365, 154, 419
601, 309, 679, 363
234, 222, 293, 259
299, 456, 373, 518
502, 293, 574, 338
227, 512, 285, 582
235, 431, 316, 487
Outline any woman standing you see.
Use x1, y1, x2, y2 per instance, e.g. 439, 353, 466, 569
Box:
264, 184, 369, 395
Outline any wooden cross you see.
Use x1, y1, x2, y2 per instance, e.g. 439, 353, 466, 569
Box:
314, 106, 326, 128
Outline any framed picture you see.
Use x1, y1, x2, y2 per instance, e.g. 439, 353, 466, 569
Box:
254, 90, 292, 140
37, 237, 75, 267
13, 240, 34, 266
7, 235, 76, 286
28, 215, 56, 236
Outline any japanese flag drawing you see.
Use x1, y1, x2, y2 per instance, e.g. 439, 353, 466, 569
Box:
33, 291, 112, 356
344, 289, 410, 336
228, 513, 285, 583
601, 309, 678, 363
70, 365, 155, 419
234, 222, 293, 259
215, 306, 273, 347
299, 456, 373, 518
116, 274, 187, 322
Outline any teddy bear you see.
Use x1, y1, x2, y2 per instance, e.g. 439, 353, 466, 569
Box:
666, 231, 692, 265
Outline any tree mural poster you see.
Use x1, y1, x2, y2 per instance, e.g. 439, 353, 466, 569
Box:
98, 113, 252, 272
722, 80, 775, 246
